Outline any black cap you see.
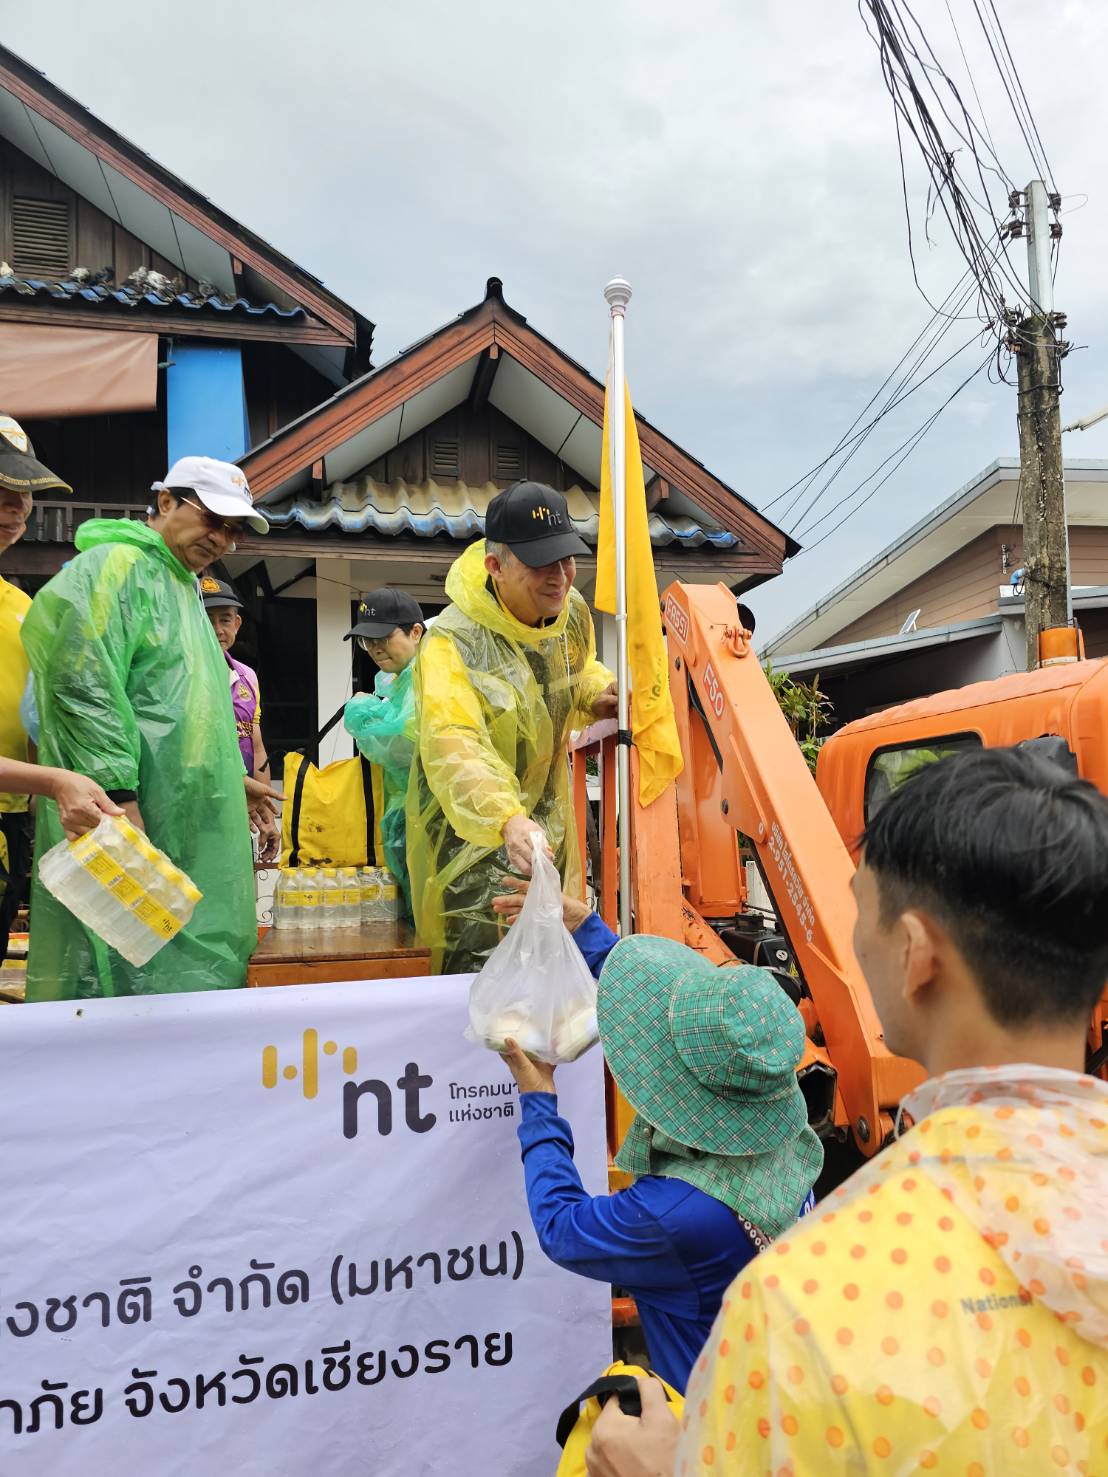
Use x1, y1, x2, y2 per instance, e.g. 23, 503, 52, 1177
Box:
484, 481, 590, 568
345, 588, 425, 641
199, 575, 243, 610
0, 415, 72, 497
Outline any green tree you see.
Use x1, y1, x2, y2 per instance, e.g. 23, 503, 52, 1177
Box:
763, 661, 832, 773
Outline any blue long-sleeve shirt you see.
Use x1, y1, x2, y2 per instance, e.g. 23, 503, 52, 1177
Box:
571, 912, 619, 979
517, 1091, 763, 1392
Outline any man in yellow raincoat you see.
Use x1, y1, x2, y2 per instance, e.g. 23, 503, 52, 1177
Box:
586, 746, 1108, 1475
409, 482, 615, 973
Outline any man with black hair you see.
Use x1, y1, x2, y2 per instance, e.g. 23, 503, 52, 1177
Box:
587, 746, 1108, 1475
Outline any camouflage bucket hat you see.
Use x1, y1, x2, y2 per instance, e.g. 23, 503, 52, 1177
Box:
597, 934, 810, 1156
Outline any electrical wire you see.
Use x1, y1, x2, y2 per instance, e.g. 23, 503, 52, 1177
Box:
983, 0, 1057, 190
859, 0, 1059, 331
764, 268, 978, 516
792, 348, 995, 555
944, 0, 1004, 184
784, 317, 983, 535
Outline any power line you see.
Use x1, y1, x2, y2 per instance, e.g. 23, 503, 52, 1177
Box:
944, 0, 1004, 184
793, 348, 994, 554
859, 0, 1051, 335
785, 324, 984, 535
980, 0, 1057, 190
765, 268, 977, 517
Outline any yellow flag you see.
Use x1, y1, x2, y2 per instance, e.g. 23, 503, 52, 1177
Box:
596, 378, 684, 806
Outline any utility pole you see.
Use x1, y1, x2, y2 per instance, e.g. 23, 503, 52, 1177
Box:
1011, 179, 1071, 669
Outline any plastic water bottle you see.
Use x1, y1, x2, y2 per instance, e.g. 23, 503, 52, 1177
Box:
272, 869, 289, 929
299, 867, 323, 932
274, 868, 306, 930
319, 867, 340, 932
337, 866, 361, 928
378, 868, 400, 923
359, 865, 382, 925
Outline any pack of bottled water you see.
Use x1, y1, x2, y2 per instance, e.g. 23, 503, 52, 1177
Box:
273, 865, 398, 931
39, 814, 202, 966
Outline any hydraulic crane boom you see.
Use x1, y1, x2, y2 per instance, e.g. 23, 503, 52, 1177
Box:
657, 580, 925, 1153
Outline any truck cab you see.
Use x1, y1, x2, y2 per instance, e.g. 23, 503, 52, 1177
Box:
816, 656, 1108, 1077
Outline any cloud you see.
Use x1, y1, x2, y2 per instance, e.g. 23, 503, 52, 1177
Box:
6, 0, 1108, 641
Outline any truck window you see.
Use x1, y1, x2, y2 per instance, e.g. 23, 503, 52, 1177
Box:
864, 733, 982, 822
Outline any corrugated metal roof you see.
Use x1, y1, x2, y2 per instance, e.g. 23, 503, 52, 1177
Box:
0, 269, 304, 320
265, 477, 739, 550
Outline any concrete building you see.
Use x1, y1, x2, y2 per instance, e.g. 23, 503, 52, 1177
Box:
762, 459, 1108, 725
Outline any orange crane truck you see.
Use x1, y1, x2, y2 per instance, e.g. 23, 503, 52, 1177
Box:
601, 580, 1108, 1190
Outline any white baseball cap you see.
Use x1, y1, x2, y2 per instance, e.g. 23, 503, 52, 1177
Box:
151, 456, 268, 535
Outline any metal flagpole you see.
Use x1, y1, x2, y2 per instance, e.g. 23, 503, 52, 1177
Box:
603, 276, 633, 938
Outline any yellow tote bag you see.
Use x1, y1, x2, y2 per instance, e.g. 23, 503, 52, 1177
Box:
279, 707, 385, 868
554, 1362, 684, 1477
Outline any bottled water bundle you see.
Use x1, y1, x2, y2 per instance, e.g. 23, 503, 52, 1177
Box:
39, 814, 202, 966
273, 865, 399, 931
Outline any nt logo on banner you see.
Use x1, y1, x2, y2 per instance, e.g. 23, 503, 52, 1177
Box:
260, 1025, 436, 1139
0, 974, 611, 1477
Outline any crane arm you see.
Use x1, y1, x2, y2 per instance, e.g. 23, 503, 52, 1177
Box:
658, 580, 924, 1153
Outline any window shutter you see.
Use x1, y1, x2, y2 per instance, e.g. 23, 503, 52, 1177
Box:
11, 197, 72, 278
430, 436, 460, 480
494, 442, 524, 481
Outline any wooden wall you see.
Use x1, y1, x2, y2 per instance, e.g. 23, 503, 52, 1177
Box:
829, 530, 1011, 645
360, 403, 596, 492
828, 523, 1108, 646
0, 137, 196, 287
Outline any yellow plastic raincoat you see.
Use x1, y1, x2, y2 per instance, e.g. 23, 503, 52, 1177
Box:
680, 1065, 1108, 1472
21, 519, 257, 1000
408, 540, 612, 973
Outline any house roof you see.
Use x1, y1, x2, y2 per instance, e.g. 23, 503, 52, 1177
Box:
763, 458, 1108, 658
240, 278, 796, 584
0, 268, 304, 320
769, 615, 1004, 678
265, 475, 739, 550
0, 44, 372, 374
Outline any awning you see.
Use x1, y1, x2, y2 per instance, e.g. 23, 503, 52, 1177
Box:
0, 322, 157, 418
767, 615, 1003, 677
264, 476, 739, 551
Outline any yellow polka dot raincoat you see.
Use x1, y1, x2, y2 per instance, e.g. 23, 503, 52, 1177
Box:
680, 1066, 1108, 1473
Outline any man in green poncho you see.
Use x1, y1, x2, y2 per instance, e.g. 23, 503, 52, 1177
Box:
22, 456, 270, 1001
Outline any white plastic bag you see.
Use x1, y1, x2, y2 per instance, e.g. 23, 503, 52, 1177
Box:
466, 833, 600, 1064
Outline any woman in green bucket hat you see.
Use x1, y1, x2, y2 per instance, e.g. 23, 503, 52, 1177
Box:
501, 933, 823, 1393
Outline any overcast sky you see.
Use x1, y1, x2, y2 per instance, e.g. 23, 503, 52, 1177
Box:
6, 0, 1108, 640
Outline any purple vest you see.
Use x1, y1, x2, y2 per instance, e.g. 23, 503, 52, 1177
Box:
226, 652, 260, 774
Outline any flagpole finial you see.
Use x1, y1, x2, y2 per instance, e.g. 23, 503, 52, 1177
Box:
604, 277, 632, 315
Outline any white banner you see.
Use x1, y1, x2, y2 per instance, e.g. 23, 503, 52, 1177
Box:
0, 976, 611, 1475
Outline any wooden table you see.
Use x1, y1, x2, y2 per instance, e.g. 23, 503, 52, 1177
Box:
247, 924, 431, 988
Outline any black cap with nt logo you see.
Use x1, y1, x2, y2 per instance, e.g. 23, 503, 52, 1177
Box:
484, 481, 590, 568
345, 588, 425, 641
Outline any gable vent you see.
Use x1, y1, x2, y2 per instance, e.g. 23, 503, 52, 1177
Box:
12, 197, 72, 279
430, 436, 460, 480
494, 442, 524, 481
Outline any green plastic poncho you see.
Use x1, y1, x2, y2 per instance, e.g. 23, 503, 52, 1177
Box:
408, 540, 613, 974
21, 518, 257, 1000
344, 664, 417, 916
